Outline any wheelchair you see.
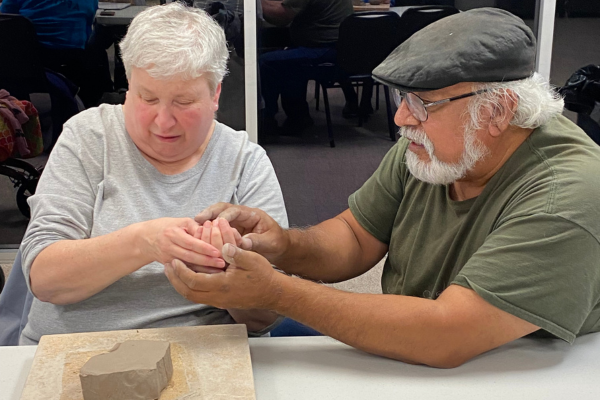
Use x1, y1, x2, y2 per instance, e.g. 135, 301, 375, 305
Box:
0, 157, 43, 218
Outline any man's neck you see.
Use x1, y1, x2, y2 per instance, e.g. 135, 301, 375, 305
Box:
450, 126, 534, 201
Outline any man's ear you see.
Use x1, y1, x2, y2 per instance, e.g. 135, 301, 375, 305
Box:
488, 90, 518, 138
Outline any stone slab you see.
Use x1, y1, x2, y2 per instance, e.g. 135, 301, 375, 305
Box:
20, 325, 255, 400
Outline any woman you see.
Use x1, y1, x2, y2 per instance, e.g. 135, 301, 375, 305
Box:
18, 3, 288, 345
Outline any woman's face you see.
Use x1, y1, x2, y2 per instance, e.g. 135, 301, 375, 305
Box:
123, 67, 221, 166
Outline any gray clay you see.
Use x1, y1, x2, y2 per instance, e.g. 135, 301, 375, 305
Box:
79, 340, 173, 400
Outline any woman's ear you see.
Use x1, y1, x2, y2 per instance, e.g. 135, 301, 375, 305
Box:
489, 90, 518, 137
212, 83, 222, 112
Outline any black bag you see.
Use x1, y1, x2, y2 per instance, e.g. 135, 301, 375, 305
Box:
559, 64, 600, 115
204, 1, 242, 48
559, 64, 600, 145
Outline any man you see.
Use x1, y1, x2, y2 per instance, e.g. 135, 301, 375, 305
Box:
259, 0, 355, 137
165, 8, 600, 367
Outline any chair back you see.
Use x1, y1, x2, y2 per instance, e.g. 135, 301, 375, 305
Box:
336, 12, 401, 76
0, 14, 48, 100
396, 5, 459, 45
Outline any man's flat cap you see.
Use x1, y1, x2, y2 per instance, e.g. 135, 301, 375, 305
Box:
372, 8, 536, 92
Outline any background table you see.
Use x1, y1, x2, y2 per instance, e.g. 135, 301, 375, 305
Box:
353, 3, 391, 12
2, 334, 599, 399
95, 5, 148, 26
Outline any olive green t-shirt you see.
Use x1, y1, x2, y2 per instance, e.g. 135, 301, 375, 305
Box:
282, 0, 353, 47
349, 115, 600, 343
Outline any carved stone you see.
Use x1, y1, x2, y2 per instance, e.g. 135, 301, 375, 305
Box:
79, 340, 173, 400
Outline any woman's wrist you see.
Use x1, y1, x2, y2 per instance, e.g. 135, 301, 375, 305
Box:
127, 221, 153, 265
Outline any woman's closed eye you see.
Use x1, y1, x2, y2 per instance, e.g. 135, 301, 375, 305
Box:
174, 99, 194, 106
141, 96, 158, 104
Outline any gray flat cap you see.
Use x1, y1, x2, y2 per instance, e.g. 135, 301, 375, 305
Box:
372, 8, 536, 92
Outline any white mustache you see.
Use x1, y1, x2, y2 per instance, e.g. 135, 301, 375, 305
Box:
400, 126, 432, 152
400, 126, 425, 144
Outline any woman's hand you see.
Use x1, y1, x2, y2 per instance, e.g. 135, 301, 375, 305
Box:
184, 218, 242, 273
140, 217, 226, 270
195, 203, 289, 264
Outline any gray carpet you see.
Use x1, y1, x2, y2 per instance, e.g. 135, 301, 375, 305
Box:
263, 81, 397, 227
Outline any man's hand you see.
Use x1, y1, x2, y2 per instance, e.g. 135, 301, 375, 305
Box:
139, 217, 225, 269
165, 243, 282, 310
195, 203, 289, 263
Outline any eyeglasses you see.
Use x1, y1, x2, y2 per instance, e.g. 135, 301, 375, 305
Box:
391, 88, 488, 122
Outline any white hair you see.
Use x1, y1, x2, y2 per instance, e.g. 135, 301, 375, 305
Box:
120, 2, 229, 93
467, 72, 564, 131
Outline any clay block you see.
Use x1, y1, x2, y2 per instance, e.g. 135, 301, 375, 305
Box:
79, 340, 173, 400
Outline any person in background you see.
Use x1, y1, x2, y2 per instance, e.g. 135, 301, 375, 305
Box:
166, 8, 600, 367
0, 0, 113, 107
259, 0, 357, 138
18, 3, 288, 345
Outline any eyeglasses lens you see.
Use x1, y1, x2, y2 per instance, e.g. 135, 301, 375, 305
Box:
405, 93, 427, 122
392, 88, 402, 108
392, 89, 427, 122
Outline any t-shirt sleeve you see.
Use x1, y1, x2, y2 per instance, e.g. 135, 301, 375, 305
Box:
281, 0, 308, 14
20, 126, 100, 292
236, 150, 289, 229
453, 213, 600, 343
348, 140, 408, 244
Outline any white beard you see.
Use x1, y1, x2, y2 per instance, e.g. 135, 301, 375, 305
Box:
401, 125, 489, 185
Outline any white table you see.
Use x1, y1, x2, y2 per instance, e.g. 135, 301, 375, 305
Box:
2, 334, 599, 399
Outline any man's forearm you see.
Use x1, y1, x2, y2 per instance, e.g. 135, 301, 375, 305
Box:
269, 275, 537, 368
275, 214, 386, 283
30, 223, 150, 305
273, 275, 447, 366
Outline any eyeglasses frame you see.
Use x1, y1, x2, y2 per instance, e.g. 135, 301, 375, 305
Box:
391, 88, 489, 122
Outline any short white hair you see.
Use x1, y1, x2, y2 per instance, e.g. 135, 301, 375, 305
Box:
467, 72, 565, 130
120, 2, 229, 93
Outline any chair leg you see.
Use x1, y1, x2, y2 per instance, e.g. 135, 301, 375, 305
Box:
321, 86, 335, 147
383, 86, 397, 141
315, 81, 320, 111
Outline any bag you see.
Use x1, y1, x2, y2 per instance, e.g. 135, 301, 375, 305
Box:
559, 65, 600, 145
0, 92, 43, 162
559, 64, 600, 115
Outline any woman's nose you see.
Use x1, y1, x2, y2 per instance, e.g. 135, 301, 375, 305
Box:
154, 105, 176, 131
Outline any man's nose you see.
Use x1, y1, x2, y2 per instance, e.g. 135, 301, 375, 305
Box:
394, 100, 420, 127
155, 104, 177, 131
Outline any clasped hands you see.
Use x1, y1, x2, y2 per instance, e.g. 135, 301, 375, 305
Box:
160, 215, 282, 311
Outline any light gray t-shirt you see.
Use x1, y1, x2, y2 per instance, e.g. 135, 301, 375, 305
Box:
20, 104, 288, 344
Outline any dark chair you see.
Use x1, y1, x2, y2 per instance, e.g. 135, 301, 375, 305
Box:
311, 12, 402, 147
0, 13, 82, 147
0, 13, 48, 102
0, 13, 82, 218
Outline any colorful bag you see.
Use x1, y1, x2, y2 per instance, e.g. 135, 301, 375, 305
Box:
0, 90, 43, 162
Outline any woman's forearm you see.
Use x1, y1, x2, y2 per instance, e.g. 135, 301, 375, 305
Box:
29, 222, 151, 305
